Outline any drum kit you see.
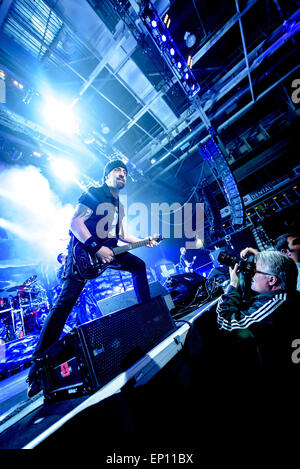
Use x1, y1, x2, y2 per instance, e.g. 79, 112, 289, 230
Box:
0, 275, 49, 342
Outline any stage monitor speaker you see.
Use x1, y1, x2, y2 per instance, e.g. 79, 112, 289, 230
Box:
97, 281, 174, 316
166, 272, 207, 303
167, 272, 206, 288
41, 295, 177, 401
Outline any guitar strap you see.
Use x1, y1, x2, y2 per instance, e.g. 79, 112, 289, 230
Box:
61, 234, 74, 281
63, 234, 86, 282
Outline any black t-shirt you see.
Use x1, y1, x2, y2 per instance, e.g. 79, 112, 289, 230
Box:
57, 264, 65, 283
77, 184, 123, 246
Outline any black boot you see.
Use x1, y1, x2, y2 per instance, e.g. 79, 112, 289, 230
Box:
26, 359, 43, 399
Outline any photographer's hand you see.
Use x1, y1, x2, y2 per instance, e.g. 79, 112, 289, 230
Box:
229, 263, 240, 288
240, 247, 259, 259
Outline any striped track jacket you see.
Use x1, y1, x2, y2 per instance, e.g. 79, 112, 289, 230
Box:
216, 285, 300, 372
216, 286, 288, 332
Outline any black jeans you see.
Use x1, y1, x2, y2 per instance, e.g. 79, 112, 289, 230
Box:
32, 252, 150, 359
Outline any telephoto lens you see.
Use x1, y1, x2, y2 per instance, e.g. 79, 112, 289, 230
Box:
217, 251, 240, 268
217, 250, 255, 276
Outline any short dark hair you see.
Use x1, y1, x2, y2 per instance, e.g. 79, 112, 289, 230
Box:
274, 233, 298, 251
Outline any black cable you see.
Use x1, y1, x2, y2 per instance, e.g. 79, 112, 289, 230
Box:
192, 0, 207, 37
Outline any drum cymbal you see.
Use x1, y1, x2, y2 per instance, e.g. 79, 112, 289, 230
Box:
5, 285, 25, 292
6, 283, 36, 292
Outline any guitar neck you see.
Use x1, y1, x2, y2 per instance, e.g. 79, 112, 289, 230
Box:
112, 239, 150, 255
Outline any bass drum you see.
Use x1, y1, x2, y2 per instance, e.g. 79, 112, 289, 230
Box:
34, 306, 50, 330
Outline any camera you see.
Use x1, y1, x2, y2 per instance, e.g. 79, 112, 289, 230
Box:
217, 251, 255, 277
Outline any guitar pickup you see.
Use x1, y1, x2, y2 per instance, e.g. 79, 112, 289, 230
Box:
88, 253, 98, 266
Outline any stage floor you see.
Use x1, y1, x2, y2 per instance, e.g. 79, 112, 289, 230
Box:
0, 298, 218, 450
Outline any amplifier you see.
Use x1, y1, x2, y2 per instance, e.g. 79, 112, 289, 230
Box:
41, 296, 177, 401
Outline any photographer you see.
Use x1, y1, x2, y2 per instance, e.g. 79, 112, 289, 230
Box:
216, 250, 300, 379
240, 232, 300, 291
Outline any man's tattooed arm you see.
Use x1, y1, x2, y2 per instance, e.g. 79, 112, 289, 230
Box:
72, 203, 93, 220
70, 203, 94, 243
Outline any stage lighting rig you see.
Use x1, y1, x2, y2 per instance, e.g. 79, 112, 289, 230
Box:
198, 136, 244, 226
140, 1, 200, 99
12, 79, 24, 89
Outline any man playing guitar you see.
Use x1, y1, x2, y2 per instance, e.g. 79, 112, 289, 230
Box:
179, 247, 196, 272
27, 159, 159, 398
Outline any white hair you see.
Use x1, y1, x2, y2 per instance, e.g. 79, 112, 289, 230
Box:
255, 250, 298, 291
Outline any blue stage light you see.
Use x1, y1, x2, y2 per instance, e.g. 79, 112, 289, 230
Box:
43, 97, 78, 134
140, 1, 200, 98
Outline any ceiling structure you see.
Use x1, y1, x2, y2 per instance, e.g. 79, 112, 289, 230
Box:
0, 0, 299, 246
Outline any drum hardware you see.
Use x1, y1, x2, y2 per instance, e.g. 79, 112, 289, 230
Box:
0, 275, 50, 340
10, 308, 26, 339
0, 306, 13, 314
4, 274, 38, 293
23, 306, 49, 332
0, 306, 14, 337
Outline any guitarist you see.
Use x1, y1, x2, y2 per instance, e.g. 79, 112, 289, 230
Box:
27, 159, 157, 398
179, 247, 196, 272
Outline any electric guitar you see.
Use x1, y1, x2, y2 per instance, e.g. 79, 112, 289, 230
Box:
73, 235, 163, 280
184, 256, 197, 272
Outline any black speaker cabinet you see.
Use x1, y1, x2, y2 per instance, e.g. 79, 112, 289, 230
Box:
41, 296, 177, 401
166, 272, 207, 304
97, 281, 174, 316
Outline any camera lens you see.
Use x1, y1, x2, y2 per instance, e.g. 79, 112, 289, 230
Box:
217, 250, 255, 276
217, 251, 239, 268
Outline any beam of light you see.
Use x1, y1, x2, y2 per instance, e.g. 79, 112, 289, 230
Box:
0, 218, 33, 242
49, 157, 78, 182
43, 97, 79, 133
0, 165, 75, 261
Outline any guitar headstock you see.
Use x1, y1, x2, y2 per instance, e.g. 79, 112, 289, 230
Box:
151, 234, 164, 244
